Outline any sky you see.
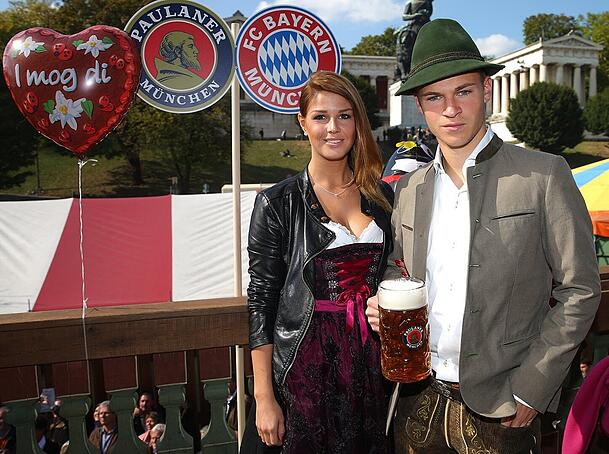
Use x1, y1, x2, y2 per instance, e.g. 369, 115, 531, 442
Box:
0, 0, 607, 57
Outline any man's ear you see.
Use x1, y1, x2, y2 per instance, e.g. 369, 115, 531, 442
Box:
483, 76, 492, 103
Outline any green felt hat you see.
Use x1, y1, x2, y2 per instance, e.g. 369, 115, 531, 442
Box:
396, 19, 504, 95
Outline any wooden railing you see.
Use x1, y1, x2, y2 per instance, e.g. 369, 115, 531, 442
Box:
1, 268, 608, 454
0, 297, 249, 454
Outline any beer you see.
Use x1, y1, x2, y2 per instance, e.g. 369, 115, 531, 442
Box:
378, 278, 431, 383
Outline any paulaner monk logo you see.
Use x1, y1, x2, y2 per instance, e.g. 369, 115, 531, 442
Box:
125, 0, 234, 113
235, 5, 341, 114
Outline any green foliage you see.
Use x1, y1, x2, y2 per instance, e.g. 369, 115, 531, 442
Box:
341, 71, 381, 130
523, 14, 580, 45
583, 88, 609, 135
581, 12, 609, 92
348, 27, 396, 57
52, 0, 149, 33
0, 74, 37, 189
506, 82, 584, 154
145, 96, 238, 194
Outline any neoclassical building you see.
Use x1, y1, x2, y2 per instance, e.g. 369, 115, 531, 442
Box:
489, 33, 603, 140
241, 33, 603, 141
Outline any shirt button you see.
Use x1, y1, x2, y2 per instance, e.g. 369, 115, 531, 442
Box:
311, 203, 319, 209
443, 360, 448, 367
320, 216, 329, 222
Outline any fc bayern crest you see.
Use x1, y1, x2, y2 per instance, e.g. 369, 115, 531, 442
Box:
235, 5, 341, 114
125, 0, 234, 113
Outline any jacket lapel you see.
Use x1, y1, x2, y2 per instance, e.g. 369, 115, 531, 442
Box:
412, 167, 435, 280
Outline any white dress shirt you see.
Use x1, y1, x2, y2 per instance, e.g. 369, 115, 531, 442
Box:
426, 127, 493, 382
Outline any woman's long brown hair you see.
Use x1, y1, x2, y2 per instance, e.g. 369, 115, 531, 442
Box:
299, 71, 391, 212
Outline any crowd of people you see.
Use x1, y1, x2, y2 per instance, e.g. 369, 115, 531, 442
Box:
0, 391, 167, 454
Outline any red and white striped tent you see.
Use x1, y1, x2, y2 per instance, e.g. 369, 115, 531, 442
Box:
0, 193, 256, 314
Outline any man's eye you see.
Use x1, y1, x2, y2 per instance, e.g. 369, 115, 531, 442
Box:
457, 90, 472, 96
426, 95, 441, 102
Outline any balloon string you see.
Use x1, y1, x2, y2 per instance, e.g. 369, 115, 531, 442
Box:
77, 158, 97, 392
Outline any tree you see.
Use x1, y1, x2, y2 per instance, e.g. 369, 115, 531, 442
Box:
341, 71, 381, 130
143, 95, 246, 194
52, 0, 149, 33
349, 27, 396, 57
0, 73, 37, 189
506, 82, 584, 154
583, 88, 609, 135
581, 12, 609, 92
523, 14, 580, 45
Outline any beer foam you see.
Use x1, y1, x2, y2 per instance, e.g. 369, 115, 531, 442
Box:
378, 278, 427, 310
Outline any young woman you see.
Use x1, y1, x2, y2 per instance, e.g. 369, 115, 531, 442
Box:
242, 71, 393, 453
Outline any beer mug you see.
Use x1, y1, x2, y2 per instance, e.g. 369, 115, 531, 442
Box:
378, 277, 431, 383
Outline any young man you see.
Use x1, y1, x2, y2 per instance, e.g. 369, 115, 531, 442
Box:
366, 18, 601, 453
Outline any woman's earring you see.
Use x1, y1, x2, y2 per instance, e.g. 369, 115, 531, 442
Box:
303, 130, 308, 137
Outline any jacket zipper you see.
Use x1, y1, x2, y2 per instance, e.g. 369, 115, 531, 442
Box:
281, 220, 334, 385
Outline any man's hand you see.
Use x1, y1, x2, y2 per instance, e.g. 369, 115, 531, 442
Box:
501, 403, 538, 427
366, 295, 380, 333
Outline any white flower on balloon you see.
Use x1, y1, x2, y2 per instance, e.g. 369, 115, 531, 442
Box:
18, 36, 45, 58
76, 35, 112, 58
49, 91, 85, 130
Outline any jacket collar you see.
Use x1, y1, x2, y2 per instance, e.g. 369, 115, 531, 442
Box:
476, 132, 503, 164
411, 132, 503, 278
297, 166, 386, 221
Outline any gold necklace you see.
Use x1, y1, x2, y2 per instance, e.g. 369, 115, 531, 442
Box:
313, 174, 355, 198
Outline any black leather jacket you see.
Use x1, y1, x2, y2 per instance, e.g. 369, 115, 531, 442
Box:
247, 169, 394, 386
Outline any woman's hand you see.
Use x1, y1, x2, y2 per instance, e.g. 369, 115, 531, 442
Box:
256, 395, 285, 446
366, 294, 380, 333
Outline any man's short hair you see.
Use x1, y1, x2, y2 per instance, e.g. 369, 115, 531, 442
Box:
151, 423, 166, 435
98, 400, 112, 411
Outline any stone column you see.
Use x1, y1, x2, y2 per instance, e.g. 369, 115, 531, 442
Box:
501, 74, 510, 114
492, 77, 501, 114
519, 70, 528, 91
573, 64, 583, 106
589, 65, 598, 99
539, 63, 547, 82
555, 64, 564, 85
510, 72, 518, 98
530, 65, 538, 85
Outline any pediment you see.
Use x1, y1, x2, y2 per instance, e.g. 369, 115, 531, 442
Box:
544, 34, 603, 50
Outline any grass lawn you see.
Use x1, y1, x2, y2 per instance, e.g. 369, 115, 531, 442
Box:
1, 139, 607, 198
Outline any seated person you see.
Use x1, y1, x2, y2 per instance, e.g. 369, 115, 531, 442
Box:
0, 406, 16, 454
35, 415, 60, 454
133, 392, 165, 435
88, 401, 117, 454
149, 423, 166, 454
138, 411, 160, 444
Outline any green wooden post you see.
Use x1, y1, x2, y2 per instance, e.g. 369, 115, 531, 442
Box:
156, 384, 193, 454
5, 398, 44, 454
108, 389, 149, 454
200, 378, 237, 454
60, 394, 97, 454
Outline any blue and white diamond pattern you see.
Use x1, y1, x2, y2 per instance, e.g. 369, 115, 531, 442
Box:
258, 30, 318, 88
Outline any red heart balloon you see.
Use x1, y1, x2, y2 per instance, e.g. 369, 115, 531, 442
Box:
2, 26, 141, 157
